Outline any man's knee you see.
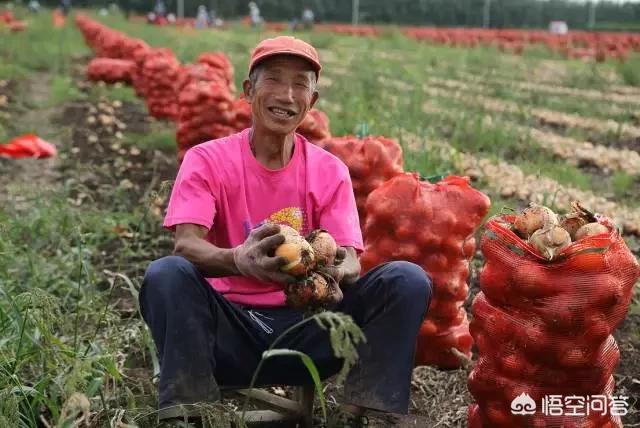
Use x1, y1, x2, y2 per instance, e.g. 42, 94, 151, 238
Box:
383, 261, 432, 303
143, 255, 198, 299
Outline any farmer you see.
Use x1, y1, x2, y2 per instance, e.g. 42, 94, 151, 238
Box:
140, 36, 432, 426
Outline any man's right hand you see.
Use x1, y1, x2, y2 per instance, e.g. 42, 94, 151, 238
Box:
233, 223, 297, 285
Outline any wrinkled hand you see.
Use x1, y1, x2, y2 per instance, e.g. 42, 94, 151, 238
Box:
233, 223, 297, 285
317, 247, 347, 305
318, 247, 346, 283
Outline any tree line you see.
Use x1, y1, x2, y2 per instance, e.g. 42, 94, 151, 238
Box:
34, 0, 640, 30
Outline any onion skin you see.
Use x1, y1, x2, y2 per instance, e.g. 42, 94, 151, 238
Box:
560, 215, 589, 241
274, 226, 316, 277
513, 203, 558, 238
528, 225, 571, 260
575, 222, 609, 241
306, 229, 338, 267
285, 271, 337, 310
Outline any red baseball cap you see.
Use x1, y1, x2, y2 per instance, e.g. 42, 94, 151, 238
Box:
249, 36, 322, 79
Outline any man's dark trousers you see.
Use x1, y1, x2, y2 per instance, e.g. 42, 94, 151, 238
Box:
140, 255, 432, 419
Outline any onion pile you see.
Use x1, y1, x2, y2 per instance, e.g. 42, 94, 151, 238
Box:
274, 226, 341, 311
512, 201, 610, 261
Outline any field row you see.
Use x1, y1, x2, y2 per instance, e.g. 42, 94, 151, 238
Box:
420, 82, 640, 144
401, 132, 640, 235
415, 96, 640, 177
425, 68, 640, 106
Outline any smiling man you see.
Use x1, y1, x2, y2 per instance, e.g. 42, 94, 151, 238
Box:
140, 36, 432, 427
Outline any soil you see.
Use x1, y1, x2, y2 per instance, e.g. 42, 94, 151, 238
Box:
540, 122, 640, 155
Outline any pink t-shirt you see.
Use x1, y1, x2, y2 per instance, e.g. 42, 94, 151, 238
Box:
163, 128, 363, 307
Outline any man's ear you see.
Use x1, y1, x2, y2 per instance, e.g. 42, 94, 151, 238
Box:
242, 79, 253, 101
309, 89, 319, 109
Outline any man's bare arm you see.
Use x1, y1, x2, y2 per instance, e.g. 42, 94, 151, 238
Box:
173, 223, 296, 284
173, 224, 239, 277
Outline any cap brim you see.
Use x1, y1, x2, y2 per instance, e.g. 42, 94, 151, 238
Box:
250, 50, 321, 77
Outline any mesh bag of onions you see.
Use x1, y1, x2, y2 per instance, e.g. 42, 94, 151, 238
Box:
141, 48, 181, 121
176, 80, 236, 162
468, 203, 640, 428
296, 109, 331, 143
317, 136, 404, 230
174, 54, 237, 162
86, 58, 135, 84
360, 173, 490, 368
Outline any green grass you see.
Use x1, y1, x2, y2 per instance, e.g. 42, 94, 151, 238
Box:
88, 82, 139, 103
611, 171, 637, 199
124, 127, 176, 152
617, 56, 640, 87
49, 75, 85, 106
0, 185, 161, 427
0, 13, 88, 76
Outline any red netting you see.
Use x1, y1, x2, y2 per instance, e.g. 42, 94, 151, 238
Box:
297, 109, 331, 142
86, 58, 135, 84
141, 49, 180, 120
468, 214, 640, 427
317, 136, 404, 229
359, 173, 490, 368
176, 80, 236, 161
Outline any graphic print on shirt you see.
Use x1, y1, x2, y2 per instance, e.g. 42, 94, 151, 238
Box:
241, 206, 307, 238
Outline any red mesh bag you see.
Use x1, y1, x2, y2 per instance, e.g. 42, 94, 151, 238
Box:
130, 42, 152, 96
297, 109, 331, 142
468, 215, 640, 428
175, 63, 227, 93
176, 80, 235, 161
318, 136, 404, 229
52, 9, 65, 28
8, 20, 27, 32
141, 49, 180, 120
360, 173, 490, 368
0, 11, 14, 24
230, 97, 252, 131
197, 52, 235, 90
0, 134, 57, 159
87, 58, 135, 84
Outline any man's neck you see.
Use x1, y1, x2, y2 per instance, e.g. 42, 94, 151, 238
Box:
250, 126, 295, 170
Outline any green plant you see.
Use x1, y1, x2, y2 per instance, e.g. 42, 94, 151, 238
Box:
49, 75, 85, 107
242, 312, 366, 426
617, 57, 640, 87
610, 171, 635, 198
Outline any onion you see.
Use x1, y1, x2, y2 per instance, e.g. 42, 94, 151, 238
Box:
306, 229, 338, 267
285, 271, 337, 310
528, 225, 571, 260
574, 222, 609, 241
513, 203, 558, 238
275, 226, 316, 277
560, 214, 588, 240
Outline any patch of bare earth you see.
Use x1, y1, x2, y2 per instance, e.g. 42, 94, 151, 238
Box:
0, 74, 62, 209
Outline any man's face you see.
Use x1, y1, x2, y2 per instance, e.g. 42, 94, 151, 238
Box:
243, 55, 319, 136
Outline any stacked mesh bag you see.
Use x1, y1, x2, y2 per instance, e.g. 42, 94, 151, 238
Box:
468, 214, 640, 427
317, 136, 404, 229
175, 52, 236, 161
360, 173, 490, 368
